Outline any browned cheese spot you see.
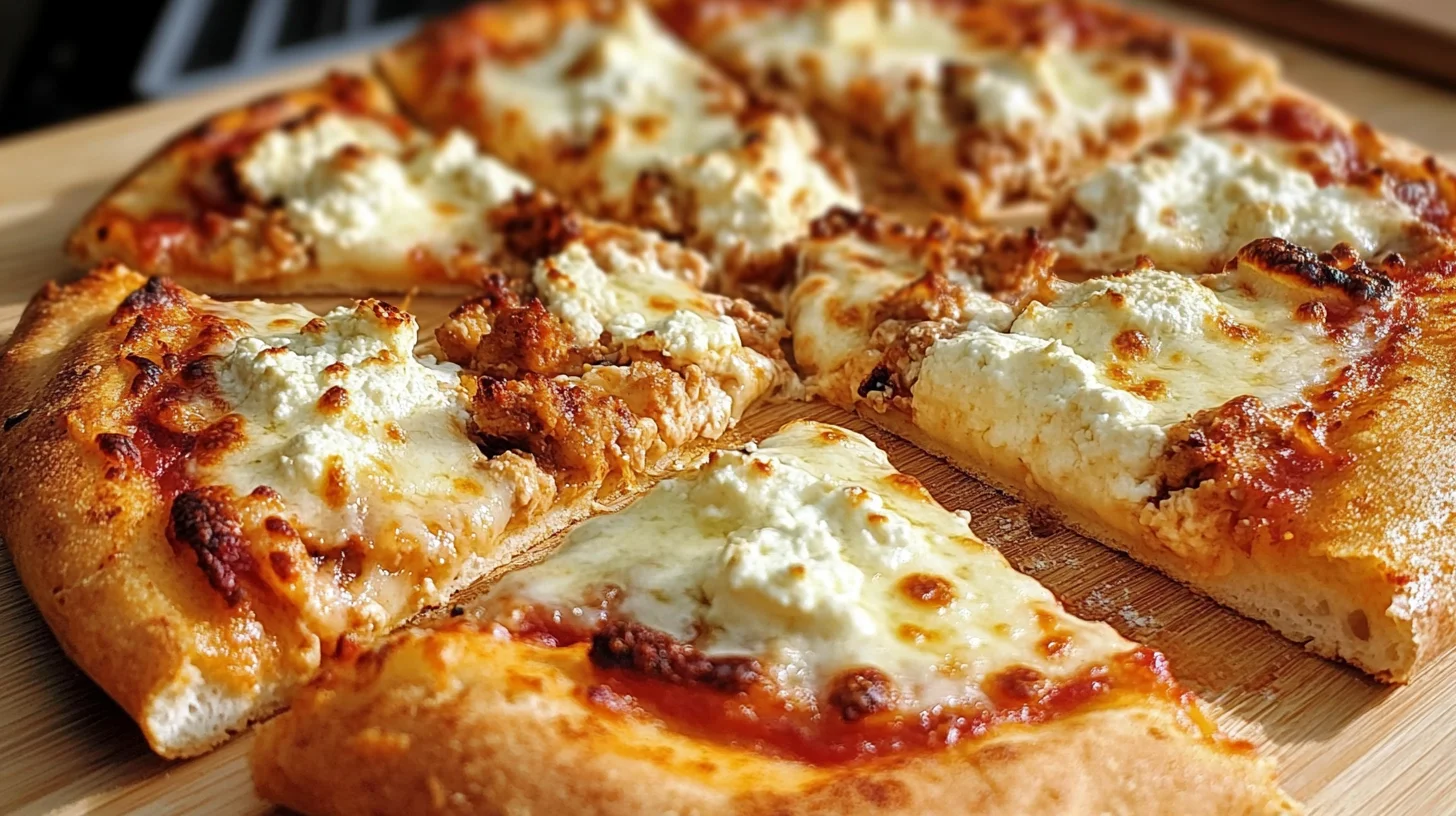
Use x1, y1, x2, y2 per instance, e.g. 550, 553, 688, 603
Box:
899, 573, 955, 607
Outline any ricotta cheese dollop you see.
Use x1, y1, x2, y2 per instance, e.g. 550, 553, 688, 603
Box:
483, 422, 1131, 709
1059, 130, 1419, 272
238, 114, 532, 273
913, 265, 1355, 515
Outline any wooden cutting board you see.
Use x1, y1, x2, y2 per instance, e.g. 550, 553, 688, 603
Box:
4, 5, 1456, 814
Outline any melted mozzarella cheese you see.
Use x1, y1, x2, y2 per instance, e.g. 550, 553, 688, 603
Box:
531, 240, 742, 369
479, 2, 742, 197
482, 421, 1132, 708
205, 301, 505, 550
238, 115, 532, 273
913, 265, 1355, 514
789, 230, 1016, 376
676, 114, 858, 261
705, 0, 1175, 150
1060, 131, 1421, 272
476, 2, 855, 259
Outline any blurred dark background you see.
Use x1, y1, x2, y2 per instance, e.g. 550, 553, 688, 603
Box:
0, 0, 471, 139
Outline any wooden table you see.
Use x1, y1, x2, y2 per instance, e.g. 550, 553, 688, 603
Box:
4, 5, 1456, 814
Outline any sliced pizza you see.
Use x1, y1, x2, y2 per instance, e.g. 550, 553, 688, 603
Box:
67, 72, 536, 296
432, 195, 791, 489
659, 0, 1277, 218
379, 0, 859, 298
0, 250, 782, 757
252, 420, 1294, 816
1051, 93, 1456, 274
791, 211, 1456, 681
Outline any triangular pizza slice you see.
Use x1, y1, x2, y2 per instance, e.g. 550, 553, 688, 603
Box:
67, 72, 537, 296
789, 208, 1456, 681
0, 206, 787, 755
252, 421, 1294, 815
380, 0, 859, 300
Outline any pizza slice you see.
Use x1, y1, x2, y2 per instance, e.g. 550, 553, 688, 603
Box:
252, 421, 1294, 816
434, 198, 792, 488
659, 0, 1277, 218
0, 245, 783, 756
1051, 93, 1456, 275
67, 72, 537, 296
790, 209, 1456, 681
379, 0, 859, 299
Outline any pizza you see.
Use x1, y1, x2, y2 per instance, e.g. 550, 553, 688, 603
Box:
1051, 93, 1456, 274
434, 197, 791, 484
252, 421, 1294, 816
790, 210, 1456, 681
658, 0, 1277, 218
20, 0, 1456, 806
379, 0, 859, 298
67, 72, 538, 295
0, 212, 783, 756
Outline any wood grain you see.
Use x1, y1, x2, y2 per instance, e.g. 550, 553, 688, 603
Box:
3, 7, 1456, 814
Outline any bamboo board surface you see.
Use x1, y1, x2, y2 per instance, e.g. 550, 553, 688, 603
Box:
3, 4, 1456, 814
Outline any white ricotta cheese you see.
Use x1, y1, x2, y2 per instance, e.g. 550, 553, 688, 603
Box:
676, 114, 858, 262
530, 240, 744, 369
207, 301, 494, 541
706, 0, 1176, 151
238, 115, 532, 274
482, 421, 1132, 708
912, 265, 1356, 525
1060, 130, 1420, 272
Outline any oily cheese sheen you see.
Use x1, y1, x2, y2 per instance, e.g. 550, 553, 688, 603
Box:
474, 1, 745, 198
481, 421, 1133, 710
204, 300, 494, 564
697, 0, 1174, 141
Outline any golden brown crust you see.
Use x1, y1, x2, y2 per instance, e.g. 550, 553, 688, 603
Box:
0, 266, 298, 756
252, 624, 1296, 816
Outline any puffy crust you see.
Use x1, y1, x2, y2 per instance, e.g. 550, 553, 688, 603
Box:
0, 265, 300, 756
0, 266, 628, 756
252, 624, 1296, 816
